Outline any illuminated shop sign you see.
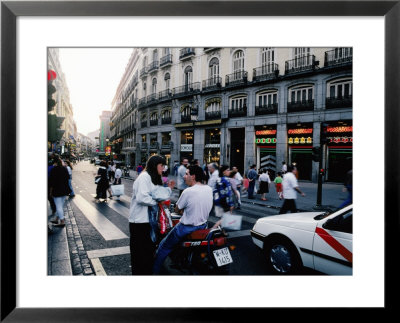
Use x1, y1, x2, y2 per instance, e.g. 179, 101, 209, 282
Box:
327, 136, 353, 144
288, 137, 313, 144
255, 138, 277, 144
255, 130, 277, 135
205, 144, 220, 148
327, 126, 353, 133
288, 128, 313, 134
180, 144, 193, 152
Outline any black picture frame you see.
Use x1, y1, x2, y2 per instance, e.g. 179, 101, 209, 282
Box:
1, 1, 398, 321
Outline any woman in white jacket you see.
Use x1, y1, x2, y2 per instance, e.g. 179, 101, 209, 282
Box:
129, 155, 175, 275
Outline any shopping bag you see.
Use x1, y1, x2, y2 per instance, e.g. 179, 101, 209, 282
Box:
221, 213, 242, 230
94, 175, 101, 184
111, 184, 124, 196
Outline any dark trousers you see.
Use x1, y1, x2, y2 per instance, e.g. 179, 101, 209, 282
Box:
279, 199, 297, 214
48, 186, 56, 213
129, 222, 156, 275
248, 180, 256, 198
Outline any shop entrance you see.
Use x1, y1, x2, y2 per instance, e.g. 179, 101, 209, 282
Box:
327, 148, 352, 183
290, 147, 312, 181
230, 128, 245, 175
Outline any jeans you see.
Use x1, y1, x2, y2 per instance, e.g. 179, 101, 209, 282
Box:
53, 196, 67, 220
68, 178, 75, 196
247, 180, 256, 198
153, 222, 207, 274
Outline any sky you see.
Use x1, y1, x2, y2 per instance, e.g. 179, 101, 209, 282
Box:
58, 48, 133, 136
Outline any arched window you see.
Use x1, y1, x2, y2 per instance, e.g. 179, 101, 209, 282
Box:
209, 57, 220, 85
205, 98, 222, 119
289, 84, 314, 103
326, 78, 352, 109
233, 50, 245, 80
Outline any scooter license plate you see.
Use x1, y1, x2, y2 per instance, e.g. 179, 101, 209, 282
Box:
213, 247, 233, 267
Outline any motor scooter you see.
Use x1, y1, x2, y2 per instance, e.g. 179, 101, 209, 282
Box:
158, 204, 234, 275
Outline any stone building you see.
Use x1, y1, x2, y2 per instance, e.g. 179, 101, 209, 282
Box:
110, 47, 352, 182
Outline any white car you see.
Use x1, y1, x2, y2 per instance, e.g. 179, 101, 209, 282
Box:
250, 205, 352, 275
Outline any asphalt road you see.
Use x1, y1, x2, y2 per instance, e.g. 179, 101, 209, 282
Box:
68, 160, 294, 276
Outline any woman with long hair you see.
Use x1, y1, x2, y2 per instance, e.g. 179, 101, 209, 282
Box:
49, 156, 71, 227
129, 155, 175, 275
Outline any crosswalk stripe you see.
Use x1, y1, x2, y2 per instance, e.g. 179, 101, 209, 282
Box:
91, 258, 107, 276
72, 195, 128, 241
87, 246, 130, 259
107, 200, 130, 218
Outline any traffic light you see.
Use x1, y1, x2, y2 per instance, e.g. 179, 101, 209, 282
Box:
320, 123, 329, 144
48, 113, 65, 142
312, 146, 321, 162
48, 81, 57, 112
319, 168, 325, 176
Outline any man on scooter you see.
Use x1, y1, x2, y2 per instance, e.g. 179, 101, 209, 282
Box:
153, 165, 213, 274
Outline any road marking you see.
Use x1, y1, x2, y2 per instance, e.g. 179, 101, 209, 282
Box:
72, 195, 128, 241
91, 258, 107, 276
87, 246, 130, 259
107, 200, 130, 218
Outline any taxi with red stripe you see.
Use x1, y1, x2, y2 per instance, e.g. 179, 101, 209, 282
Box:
250, 204, 352, 275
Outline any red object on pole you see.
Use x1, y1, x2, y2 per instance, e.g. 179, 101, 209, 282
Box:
48, 70, 57, 81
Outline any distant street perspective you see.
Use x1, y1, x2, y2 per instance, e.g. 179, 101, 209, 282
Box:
48, 47, 352, 276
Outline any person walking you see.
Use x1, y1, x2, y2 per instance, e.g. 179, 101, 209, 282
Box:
129, 155, 174, 275
113, 164, 122, 185
281, 161, 287, 174
274, 172, 284, 199
258, 169, 271, 201
110, 162, 116, 182
279, 165, 306, 214
49, 156, 71, 227
229, 170, 242, 209
65, 160, 75, 198
95, 160, 110, 201
212, 165, 235, 228
232, 166, 243, 194
177, 158, 189, 196
152, 165, 212, 274
207, 163, 219, 189
247, 164, 258, 199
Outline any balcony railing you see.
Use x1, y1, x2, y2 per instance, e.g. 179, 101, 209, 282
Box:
325, 95, 352, 109
287, 99, 314, 112
158, 89, 172, 101
139, 98, 147, 107
161, 117, 172, 125
204, 48, 220, 52
148, 61, 159, 73
255, 103, 278, 115
225, 70, 248, 87
150, 119, 158, 126
147, 93, 158, 104
179, 47, 195, 60
140, 66, 148, 78
205, 111, 221, 120
253, 64, 279, 82
172, 82, 201, 97
130, 99, 138, 109
181, 115, 192, 123
228, 106, 247, 118
285, 55, 317, 75
202, 77, 222, 91
141, 120, 148, 128
160, 54, 173, 67
324, 48, 353, 67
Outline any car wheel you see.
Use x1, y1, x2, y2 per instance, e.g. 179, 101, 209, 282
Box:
265, 237, 302, 275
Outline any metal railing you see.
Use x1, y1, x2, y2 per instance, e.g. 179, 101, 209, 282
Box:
150, 119, 158, 126
172, 82, 201, 97
255, 103, 278, 115
158, 89, 172, 101
285, 55, 317, 75
141, 120, 148, 128
228, 107, 247, 118
147, 93, 158, 104
139, 98, 147, 107
287, 99, 314, 112
160, 54, 173, 67
325, 95, 352, 109
140, 66, 148, 77
179, 47, 195, 59
205, 111, 221, 120
202, 77, 222, 91
161, 117, 172, 124
225, 70, 248, 87
253, 64, 279, 82
324, 48, 353, 67
180, 115, 192, 123
148, 61, 159, 73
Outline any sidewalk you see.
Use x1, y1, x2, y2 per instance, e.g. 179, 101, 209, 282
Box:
47, 203, 72, 275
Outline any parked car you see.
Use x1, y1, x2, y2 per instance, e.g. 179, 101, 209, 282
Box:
250, 205, 352, 275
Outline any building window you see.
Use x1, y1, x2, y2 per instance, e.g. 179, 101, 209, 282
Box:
261, 47, 275, 70
326, 78, 353, 109
233, 50, 245, 79
163, 48, 170, 56
230, 95, 247, 111
293, 47, 312, 68
289, 85, 313, 103
150, 111, 158, 126
209, 57, 220, 84
257, 90, 278, 107
161, 108, 172, 124
153, 49, 158, 62
164, 73, 170, 90
152, 78, 157, 94
181, 104, 192, 122
205, 98, 221, 119
184, 66, 193, 87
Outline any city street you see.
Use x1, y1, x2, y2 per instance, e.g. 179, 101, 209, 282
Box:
48, 160, 346, 276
